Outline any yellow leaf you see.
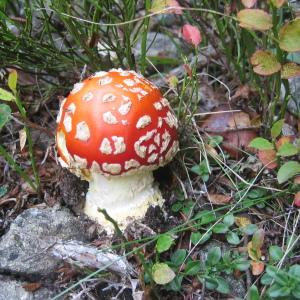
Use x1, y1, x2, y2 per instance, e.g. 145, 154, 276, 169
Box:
247, 241, 262, 260
235, 216, 251, 228
250, 50, 281, 76
281, 62, 300, 79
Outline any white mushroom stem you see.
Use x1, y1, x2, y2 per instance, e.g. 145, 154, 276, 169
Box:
84, 171, 163, 232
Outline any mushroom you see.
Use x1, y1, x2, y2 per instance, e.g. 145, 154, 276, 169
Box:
56, 69, 179, 231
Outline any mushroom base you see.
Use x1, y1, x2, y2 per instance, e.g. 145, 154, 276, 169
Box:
84, 171, 163, 233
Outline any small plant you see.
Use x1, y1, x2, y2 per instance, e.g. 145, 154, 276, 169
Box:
0, 71, 39, 192
261, 265, 300, 299
249, 119, 300, 184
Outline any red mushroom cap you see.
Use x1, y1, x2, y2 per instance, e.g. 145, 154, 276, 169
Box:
56, 69, 179, 176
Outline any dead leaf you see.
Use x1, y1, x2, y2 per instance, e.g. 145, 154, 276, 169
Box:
294, 191, 300, 207
275, 136, 294, 149
22, 282, 42, 292
207, 193, 232, 205
232, 84, 251, 100
19, 128, 27, 151
205, 143, 219, 158
293, 176, 300, 184
251, 261, 265, 276
201, 105, 258, 158
183, 64, 193, 77
258, 149, 278, 169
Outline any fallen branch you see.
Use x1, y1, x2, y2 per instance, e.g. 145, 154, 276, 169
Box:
50, 241, 134, 276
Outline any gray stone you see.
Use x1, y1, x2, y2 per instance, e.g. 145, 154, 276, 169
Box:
289, 0, 300, 12
287, 76, 300, 115
134, 32, 183, 59
0, 275, 55, 300
0, 207, 94, 279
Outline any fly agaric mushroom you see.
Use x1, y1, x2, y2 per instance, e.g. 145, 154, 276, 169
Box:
56, 69, 179, 231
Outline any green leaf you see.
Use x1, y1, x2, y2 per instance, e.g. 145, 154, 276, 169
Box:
292, 285, 300, 299
252, 229, 264, 249
271, 119, 284, 139
0, 185, 8, 198
207, 247, 221, 265
196, 210, 216, 224
213, 223, 229, 234
171, 202, 182, 212
0, 88, 15, 101
191, 232, 202, 245
209, 135, 223, 147
233, 258, 250, 271
223, 214, 235, 226
215, 277, 230, 294
8, 70, 17, 93
249, 137, 274, 150
242, 224, 258, 235
185, 260, 201, 275
226, 231, 241, 245
261, 273, 273, 285
279, 19, 300, 52
0, 102, 11, 124
266, 266, 289, 285
156, 234, 174, 253
166, 275, 183, 292
237, 9, 273, 31
289, 265, 300, 277
0, 104, 11, 130
268, 283, 290, 298
171, 249, 186, 266
205, 276, 218, 290
277, 143, 299, 157
152, 263, 176, 285
269, 246, 284, 262
197, 231, 212, 245
250, 50, 281, 76
248, 285, 260, 300
277, 161, 300, 184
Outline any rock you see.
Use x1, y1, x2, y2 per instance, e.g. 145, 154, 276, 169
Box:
0, 207, 95, 279
134, 32, 183, 59
0, 275, 55, 300
287, 76, 300, 115
289, 0, 300, 12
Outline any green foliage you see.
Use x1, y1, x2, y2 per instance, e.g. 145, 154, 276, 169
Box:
237, 9, 273, 31
0, 104, 11, 130
249, 138, 274, 150
278, 19, 300, 52
156, 234, 174, 253
269, 246, 284, 263
277, 161, 300, 184
191, 160, 210, 182
152, 263, 175, 285
271, 119, 284, 139
0, 72, 39, 191
261, 265, 300, 299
